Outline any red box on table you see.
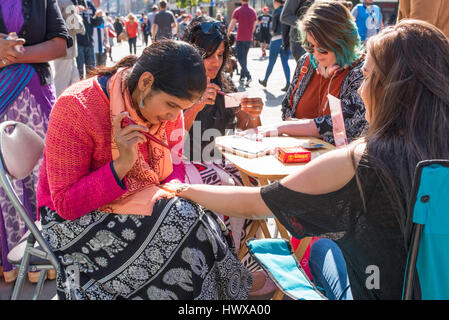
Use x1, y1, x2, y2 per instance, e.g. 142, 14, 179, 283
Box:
274, 146, 311, 163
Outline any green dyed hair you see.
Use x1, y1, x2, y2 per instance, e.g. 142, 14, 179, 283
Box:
298, 0, 363, 68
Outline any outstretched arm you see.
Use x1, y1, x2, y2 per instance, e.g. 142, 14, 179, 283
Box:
164, 144, 363, 220
173, 184, 274, 219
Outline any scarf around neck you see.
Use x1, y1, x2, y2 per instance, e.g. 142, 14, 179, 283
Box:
99, 68, 174, 216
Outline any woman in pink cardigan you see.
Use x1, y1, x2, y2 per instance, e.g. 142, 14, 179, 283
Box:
36, 40, 252, 300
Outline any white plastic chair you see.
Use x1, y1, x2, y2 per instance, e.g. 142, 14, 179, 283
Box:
0, 121, 59, 300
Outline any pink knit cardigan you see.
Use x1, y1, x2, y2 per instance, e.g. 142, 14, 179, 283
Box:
37, 77, 185, 221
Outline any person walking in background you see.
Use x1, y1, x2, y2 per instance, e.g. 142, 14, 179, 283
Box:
92, 9, 109, 67
227, 0, 258, 86
256, 6, 272, 58
141, 16, 151, 47
397, 0, 449, 39
104, 12, 115, 61
139, 13, 147, 45
148, 5, 158, 42
151, 0, 176, 41
280, 0, 314, 62
0, 0, 70, 283
54, 0, 85, 97
113, 16, 124, 43
259, 0, 291, 91
351, 0, 383, 43
125, 13, 138, 55
178, 14, 189, 40
76, 0, 103, 79
216, 12, 228, 29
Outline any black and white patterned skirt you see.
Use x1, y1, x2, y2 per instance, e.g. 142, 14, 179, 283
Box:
39, 197, 252, 300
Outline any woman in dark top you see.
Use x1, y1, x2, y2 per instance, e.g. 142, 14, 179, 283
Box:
176, 17, 273, 295
163, 20, 449, 299
255, 7, 272, 58
182, 16, 263, 164
0, 0, 70, 282
113, 17, 123, 37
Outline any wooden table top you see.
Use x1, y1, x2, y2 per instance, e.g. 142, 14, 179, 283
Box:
216, 136, 336, 181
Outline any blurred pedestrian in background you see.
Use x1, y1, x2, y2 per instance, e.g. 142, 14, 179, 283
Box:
227, 0, 258, 86
256, 6, 272, 58
259, 0, 291, 91
125, 13, 138, 55
54, 0, 85, 97
152, 0, 176, 41
280, 0, 314, 61
92, 9, 109, 67
76, 0, 103, 79
177, 14, 189, 40
351, 0, 383, 43
113, 16, 124, 43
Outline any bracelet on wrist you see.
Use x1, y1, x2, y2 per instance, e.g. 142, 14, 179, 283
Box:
175, 183, 189, 195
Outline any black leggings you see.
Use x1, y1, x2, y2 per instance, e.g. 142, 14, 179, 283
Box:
128, 37, 137, 54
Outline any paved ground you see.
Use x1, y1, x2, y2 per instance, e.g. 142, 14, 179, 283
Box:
0, 39, 298, 300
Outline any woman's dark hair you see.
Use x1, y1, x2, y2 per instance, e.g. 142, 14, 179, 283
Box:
88, 39, 207, 102
351, 20, 449, 236
182, 16, 232, 91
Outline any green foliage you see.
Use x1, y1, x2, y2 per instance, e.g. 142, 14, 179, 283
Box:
176, 0, 210, 9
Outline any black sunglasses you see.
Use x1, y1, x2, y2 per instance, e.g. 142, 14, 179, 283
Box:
200, 21, 224, 35
303, 41, 329, 55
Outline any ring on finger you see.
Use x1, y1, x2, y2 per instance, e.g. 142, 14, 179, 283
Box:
1, 59, 6, 65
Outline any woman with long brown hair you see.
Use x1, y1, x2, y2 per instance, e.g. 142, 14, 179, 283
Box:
163, 20, 449, 299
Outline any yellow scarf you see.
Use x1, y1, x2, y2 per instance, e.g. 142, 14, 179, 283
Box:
99, 68, 174, 216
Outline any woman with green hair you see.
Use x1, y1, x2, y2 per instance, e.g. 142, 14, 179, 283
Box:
243, 0, 366, 145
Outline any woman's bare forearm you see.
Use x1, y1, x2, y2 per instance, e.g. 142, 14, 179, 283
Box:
183, 103, 204, 132
271, 119, 321, 137
15, 37, 67, 64
179, 184, 274, 219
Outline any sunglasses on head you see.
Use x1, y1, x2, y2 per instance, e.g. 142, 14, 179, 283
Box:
303, 42, 329, 55
200, 21, 224, 35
